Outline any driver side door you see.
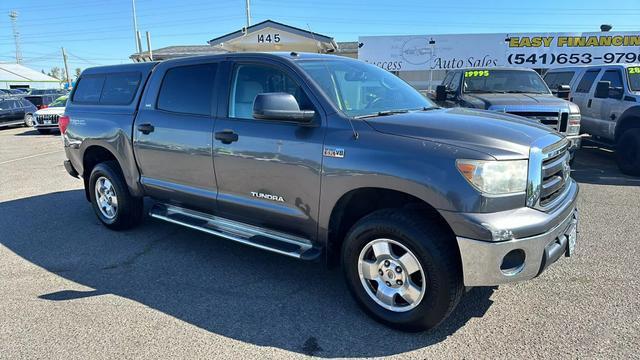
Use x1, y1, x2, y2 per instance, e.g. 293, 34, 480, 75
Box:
212, 60, 325, 240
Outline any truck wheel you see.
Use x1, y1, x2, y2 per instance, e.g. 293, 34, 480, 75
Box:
616, 129, 640, 176
88, 161, 143, 230
342, 209, 463, 332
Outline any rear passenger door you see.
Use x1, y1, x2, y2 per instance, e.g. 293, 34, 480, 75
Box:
133, 60, 219, 212
211, 60, 325, 240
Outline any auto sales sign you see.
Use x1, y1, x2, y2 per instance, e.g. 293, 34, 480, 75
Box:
358, 31, 640, 71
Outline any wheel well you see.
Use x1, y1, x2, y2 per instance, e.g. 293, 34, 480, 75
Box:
616, 116, 640, 141
82, 146, 118, 201
326, 187, 455, 266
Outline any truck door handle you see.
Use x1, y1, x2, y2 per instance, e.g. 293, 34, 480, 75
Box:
215, 130, 239, 144
137, 123, 154, 134
587, 99, 592, 108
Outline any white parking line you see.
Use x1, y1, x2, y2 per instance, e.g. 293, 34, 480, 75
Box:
0, 150, 63, 166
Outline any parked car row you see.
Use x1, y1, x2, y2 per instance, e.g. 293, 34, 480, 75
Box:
0, 93, 68, 133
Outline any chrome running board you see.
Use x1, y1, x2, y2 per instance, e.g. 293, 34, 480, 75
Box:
149, 203, 321, 260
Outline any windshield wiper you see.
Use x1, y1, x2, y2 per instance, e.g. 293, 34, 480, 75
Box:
353, 109, 410, 119
465, 90, 506, 94
503, 90, 547, 94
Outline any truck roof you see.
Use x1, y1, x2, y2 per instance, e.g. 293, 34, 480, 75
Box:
546, 63, 640, 72
81, 52, 353, 76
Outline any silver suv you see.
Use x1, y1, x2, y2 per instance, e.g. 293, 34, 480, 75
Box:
544, 64, 640, 175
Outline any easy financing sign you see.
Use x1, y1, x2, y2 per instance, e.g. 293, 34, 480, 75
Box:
358, 32, 640, 71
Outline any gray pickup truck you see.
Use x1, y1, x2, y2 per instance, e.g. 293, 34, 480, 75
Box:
60, 53, 579, 331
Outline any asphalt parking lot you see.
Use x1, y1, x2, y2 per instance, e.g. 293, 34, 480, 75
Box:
1, 125, 639, 359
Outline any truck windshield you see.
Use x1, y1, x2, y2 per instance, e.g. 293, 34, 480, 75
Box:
627, 67, 640, 91
463, 70, 550, 94
297, 59, 435, 118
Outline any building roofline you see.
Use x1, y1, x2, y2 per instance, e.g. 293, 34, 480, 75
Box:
207, 19, 334, 45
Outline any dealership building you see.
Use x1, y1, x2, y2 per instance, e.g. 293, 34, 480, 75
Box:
131, 20, 640, 90
0, 63, 60, 90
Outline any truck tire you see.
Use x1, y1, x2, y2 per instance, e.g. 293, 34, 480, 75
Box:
616, 129, 640, 176
88, 161, 143, 230
341, 209, 463, 332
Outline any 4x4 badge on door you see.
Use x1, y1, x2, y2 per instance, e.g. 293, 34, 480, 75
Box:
323, 147, 345, 158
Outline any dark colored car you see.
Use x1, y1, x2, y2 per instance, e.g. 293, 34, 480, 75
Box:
24, 95, 58, 110
28, 89, 67, 96
0, 97, 37, 128
0, 89, 26, 95
62, 53, 579, 331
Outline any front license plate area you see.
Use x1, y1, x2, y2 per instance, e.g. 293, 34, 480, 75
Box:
565, 223, 577, 257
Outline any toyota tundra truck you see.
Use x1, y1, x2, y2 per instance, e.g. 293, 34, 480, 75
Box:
60, 53, 579, 331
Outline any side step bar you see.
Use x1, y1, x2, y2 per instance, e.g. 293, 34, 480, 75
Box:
149, 203, 321, 260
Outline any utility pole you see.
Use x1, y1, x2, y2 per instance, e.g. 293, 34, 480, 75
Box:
9, 11, 22, 64
61, 47, 71, 89
145, 31, 153, 61
131, 0, 141, 53
136, 31, 143, 55
245, 0, 251, 30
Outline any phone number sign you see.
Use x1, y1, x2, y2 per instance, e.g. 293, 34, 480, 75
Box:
359, 31, 640, 70
507, 32, 640, 67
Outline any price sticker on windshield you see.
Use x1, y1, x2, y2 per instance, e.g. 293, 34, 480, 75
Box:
628, 67, 640, 74
465, 70, 490, 78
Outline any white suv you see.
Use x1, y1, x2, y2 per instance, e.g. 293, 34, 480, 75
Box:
544, 64, 640, 176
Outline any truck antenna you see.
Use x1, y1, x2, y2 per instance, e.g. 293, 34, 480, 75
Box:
306, 23, 359, 140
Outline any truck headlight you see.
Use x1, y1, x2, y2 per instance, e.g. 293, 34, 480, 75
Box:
456, 159, 528, 195
567, 104, 581, 135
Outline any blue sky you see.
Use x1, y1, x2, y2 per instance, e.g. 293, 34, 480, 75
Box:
1, 0, 639, 74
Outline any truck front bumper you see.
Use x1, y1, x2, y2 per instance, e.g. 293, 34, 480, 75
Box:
457, 208, 577, 286
445, 179, 579, 287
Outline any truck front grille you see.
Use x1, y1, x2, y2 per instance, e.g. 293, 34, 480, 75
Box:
509, 111, 568, 133
36, 114, 60, 125
527, 137, 571, 211
539, 143, 570, 207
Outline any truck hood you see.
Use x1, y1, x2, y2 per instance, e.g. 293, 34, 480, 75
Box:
464, 92, 570, 109
364, 107, 561, 160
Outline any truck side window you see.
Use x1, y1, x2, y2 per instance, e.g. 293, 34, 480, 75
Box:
442, 72, 453, 89
228, 64, 312, 120
575, 70, 599, 93
157, 64, 217, 116
449, 72, 462, 92
544, 71, 574, 90
73, 75, 106, 103
99, 72, 141, 105
600, 70, 624, 98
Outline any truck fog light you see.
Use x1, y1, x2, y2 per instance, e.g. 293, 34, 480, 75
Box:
500, 249, 526, 276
